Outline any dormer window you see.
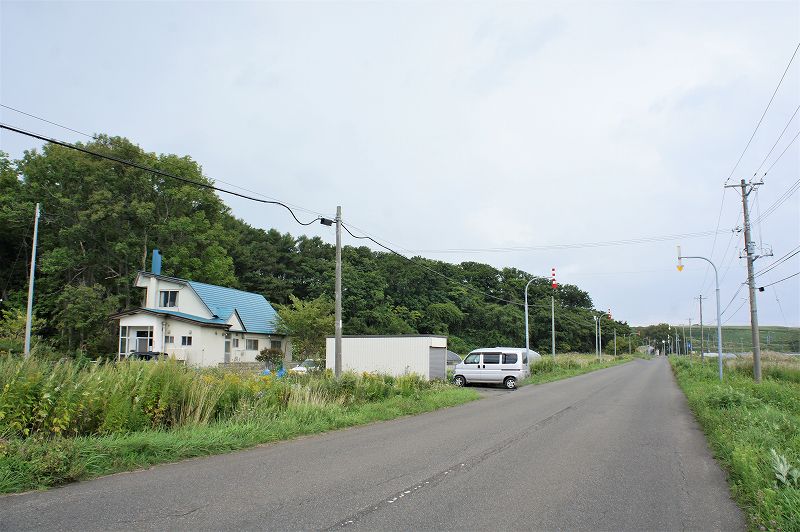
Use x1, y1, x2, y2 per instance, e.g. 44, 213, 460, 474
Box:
159, 290, 178, 307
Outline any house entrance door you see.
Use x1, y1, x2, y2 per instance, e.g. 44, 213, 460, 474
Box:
224, 335, 231, 363
135, 330, 151, 352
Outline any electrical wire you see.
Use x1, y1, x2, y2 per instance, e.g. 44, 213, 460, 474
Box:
758, 271, 800, 289
0, 104, 96, 139
753, 104, 800, 177
720, 283, 747, 317
722, 299, 748, 325
724, 41, 800, 184
340, 222, 529, 307
700, 190, 730, 294
754, 245, 800, 278
0, 108, 332, 220
0, 123, 325, 226
753, 178, 800, 224
408, 229, 729, 254
763, 129, 800, 177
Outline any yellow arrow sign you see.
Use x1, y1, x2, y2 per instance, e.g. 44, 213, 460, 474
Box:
677, 264, 684, 272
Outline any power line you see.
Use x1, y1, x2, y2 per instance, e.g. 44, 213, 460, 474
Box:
0, 104, 96, 139
409, 229, 729, 254
0, 107, 332, 219
753, 178, 800, 224
725, 41, 800, 184
753, 104, 800, 176
0, 122, 325, 226
758, 271, 800, 289
763, 129, 800, 177
340, 222, 529, 308
700, 190, 730, 294
720, 283, 747, 317
754, 245, 800, 278
723, 299, 748, 325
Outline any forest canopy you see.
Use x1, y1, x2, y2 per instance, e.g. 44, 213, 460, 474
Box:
0, 138, 630, 357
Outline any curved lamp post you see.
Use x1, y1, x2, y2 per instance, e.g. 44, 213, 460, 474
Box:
677, 248, 723, 381
524, 278, 534, 361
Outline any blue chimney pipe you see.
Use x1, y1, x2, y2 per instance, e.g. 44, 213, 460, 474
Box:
151, 249, 162, 275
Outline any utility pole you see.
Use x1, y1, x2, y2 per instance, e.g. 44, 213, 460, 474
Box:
613, 328, 617, 357
334, 206, 342, 378
593, 315, 598, 359
550, 268, 557, 361
24, 203, 41, 358
696, 295, 704, 361
725, 178, 764, 382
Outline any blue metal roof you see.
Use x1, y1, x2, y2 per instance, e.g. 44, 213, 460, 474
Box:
141, 308, 229, 326
187, 280, 279, 334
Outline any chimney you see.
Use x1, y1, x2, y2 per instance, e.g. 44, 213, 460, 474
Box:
151, 249, 162, 275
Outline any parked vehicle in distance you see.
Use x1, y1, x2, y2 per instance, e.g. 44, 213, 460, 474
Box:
288, 358, 319, 374
125, 351, 169, 362
452, 347, 540, 389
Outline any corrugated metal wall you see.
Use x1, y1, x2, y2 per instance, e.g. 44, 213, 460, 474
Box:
325, 336, 447, 379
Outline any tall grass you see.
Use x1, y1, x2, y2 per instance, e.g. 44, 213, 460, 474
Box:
671, 357, 800, 531
523, 354, 630, 385
0, 356, 477, 493
0, 357, 438, 439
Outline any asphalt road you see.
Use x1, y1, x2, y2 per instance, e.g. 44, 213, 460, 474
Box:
0, 358, 744, 531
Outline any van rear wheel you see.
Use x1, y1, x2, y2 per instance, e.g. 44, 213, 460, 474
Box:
504, 376, 517, 390
453, 375, 466, 387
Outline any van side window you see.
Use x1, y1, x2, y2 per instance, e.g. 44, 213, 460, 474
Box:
464, 353, 480, 364
503, 353, 518, 364
483, 354, 500, 364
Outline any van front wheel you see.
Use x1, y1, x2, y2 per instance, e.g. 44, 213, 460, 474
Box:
453, 375, 466, 387
504, 376, 517, 390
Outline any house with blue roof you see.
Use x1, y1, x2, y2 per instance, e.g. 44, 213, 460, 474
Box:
112, 250, 289, 367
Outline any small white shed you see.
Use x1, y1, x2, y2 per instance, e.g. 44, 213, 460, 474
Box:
325, 335, 448, 380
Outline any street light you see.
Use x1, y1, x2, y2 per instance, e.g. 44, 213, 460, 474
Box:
524, 278, 534, 361
677, 246, 724, 381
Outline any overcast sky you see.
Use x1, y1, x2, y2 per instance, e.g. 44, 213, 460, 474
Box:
1, 1, 798, 328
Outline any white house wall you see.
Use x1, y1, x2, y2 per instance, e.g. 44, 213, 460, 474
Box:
138, 275, 212, 319
325, 336, 447, 379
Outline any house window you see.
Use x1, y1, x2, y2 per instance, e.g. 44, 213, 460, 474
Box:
246, 339, 259, 351
181, 336, 192, 346
270, 340, 282, 350
119, 326, 128, 353
232, 338, 239, 348
164, 336, 174, 345
160, 290, 178, 307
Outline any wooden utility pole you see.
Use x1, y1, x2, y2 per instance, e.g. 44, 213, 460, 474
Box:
335, 206, 342, 378
725, 179, 763, 382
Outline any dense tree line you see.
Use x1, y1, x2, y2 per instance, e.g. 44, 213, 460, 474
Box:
0, 138, 631, 357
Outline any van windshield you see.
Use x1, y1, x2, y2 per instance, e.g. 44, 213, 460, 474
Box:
464, 353, 480, 364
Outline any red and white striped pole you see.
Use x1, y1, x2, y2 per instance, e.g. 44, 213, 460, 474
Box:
550, 268, 557, 360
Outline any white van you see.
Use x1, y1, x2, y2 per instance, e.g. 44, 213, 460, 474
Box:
452, 347, 540, 389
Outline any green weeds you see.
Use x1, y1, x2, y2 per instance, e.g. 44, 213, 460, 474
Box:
671, 356, 800, 531
522, 354, 630, 386
0, 356, 478, 493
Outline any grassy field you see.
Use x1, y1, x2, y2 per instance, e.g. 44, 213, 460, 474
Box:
522, 354, 632, 386
670, 354, 800, 531
0, 357, 479, 493
663, 325, 799, 354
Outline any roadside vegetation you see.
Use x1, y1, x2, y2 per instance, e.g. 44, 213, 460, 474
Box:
0, 357, 478, 493
670, 354, 800, 531
522, 354, 631, 386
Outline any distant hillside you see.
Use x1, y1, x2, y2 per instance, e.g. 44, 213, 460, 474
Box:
634, 324, 799, 353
